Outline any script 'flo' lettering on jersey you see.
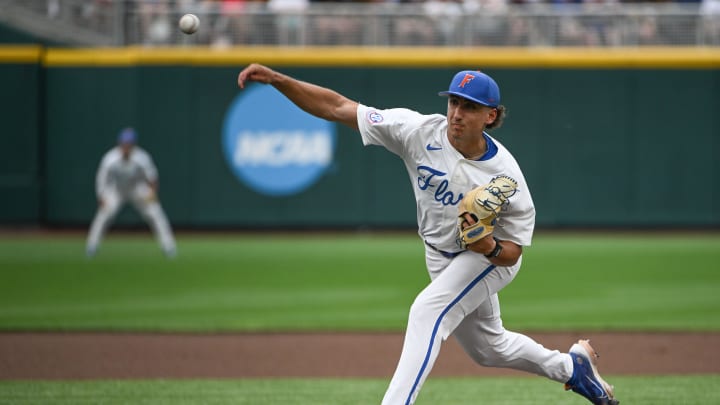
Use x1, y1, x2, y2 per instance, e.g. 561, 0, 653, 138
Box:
417, 165, 463, 206
458, 73, 475, 88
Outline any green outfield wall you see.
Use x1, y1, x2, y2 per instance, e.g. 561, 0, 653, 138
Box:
2, 46, 719, 228
0, 47, 42, 224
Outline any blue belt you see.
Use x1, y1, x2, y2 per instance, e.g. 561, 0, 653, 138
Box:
424, 241, 463, 259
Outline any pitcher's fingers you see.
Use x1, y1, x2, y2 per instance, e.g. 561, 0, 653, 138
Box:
463, 213, 477, 225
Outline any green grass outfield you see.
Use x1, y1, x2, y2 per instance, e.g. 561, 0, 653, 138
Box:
1, 232, 718, 405
1, 232, 718, 332
1, 376, 719, 404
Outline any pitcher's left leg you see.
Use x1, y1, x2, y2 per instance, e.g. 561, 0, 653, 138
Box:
453, 293, 573, 383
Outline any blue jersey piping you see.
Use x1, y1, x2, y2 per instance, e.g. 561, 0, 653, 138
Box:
475, 133, 498, 161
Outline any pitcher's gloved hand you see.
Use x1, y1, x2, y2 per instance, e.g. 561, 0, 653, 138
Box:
457, 175, 518, 249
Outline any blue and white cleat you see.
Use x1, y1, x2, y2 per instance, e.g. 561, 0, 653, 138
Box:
565, 339, 619, 405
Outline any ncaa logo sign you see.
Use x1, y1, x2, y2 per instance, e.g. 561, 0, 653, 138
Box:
222, 85, 336, 196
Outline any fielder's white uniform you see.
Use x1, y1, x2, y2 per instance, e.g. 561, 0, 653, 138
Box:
357, 104, 573, 405
86, 145, 176, 257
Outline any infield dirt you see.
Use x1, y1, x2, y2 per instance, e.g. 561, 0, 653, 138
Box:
1, 331, 718, 379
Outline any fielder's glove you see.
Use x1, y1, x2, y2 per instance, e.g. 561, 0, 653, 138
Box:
457, 175, 518, 248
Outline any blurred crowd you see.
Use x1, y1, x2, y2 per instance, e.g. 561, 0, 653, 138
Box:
45, 0, 720, 46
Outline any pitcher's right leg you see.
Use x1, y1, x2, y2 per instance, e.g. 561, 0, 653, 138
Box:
382, 253, 512, 405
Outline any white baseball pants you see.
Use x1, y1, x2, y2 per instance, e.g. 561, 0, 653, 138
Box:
86, 185, 176, 256
381, 247, 573, 405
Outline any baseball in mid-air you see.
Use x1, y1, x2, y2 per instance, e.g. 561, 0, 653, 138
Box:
179, 13, 200, 35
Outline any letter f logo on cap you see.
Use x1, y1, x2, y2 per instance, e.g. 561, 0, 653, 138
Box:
438, 70, 501, 108
458, 73, 475, 88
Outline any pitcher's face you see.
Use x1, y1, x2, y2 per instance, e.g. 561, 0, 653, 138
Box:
446, 96, 497, 142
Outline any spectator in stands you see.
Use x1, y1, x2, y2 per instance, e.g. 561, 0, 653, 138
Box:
700, 0, 720, 45
463, 0, 511, 46
268, 0, 309, 45
310, 0, 364, 45
392, 0, 438, 46
423, 0, 464, 44
139, 0, 173, 45
636, 15, 662, 45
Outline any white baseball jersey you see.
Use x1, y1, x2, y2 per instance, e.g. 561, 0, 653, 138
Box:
357, 104, 535, 252
95, 146, 158, 198
87, 144, 176, 258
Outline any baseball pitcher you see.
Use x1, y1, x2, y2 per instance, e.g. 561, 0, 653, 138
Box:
237, 65, 619, 405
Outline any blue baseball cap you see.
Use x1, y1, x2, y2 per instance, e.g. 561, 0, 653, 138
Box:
117, 127, 137, 144
438, 70, 500, 108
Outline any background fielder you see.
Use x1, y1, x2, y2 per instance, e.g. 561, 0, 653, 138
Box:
236, 64, 618, 405
86, 127, 177, 258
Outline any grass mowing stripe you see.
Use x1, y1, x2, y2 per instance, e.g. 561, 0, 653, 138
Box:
1, 233, 718, 332
0, 376, 718, 404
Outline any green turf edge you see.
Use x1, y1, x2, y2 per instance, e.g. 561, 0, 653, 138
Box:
1, 375, 718, 405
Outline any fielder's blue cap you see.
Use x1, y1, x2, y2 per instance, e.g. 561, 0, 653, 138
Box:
438, 70, 500, 108
117, 127, 137, 144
